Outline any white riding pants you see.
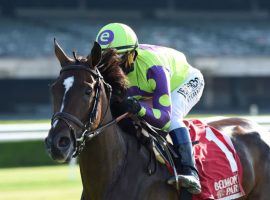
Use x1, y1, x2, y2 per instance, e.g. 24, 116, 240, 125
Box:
169, 67, 205, 131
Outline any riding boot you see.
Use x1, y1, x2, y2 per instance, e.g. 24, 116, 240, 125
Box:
167, 127, 201, 194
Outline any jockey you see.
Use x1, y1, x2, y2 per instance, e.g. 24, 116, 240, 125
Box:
96, 23, 204, 194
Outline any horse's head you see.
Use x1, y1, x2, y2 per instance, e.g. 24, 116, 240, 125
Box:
45, 40, 105, 163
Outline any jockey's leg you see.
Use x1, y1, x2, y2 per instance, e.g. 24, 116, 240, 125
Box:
167, 67, 204, 194
167, 126, 201, 194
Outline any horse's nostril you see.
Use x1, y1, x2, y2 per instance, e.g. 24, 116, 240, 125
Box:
58, 137, 70, 148
58, 137, 71, 148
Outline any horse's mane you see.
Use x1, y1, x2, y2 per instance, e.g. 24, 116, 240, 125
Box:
96, 49, 139, 133
98, 49, 128, 99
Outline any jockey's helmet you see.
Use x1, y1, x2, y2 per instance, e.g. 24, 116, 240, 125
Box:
96, 23, 138, 53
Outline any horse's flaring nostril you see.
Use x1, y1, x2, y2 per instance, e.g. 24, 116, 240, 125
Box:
58, 136, 71, 148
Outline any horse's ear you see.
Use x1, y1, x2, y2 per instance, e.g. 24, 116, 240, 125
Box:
54, 38, 73, 67
87, 42, 102, 68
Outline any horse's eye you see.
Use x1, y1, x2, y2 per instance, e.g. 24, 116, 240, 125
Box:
85, 88, 92, 96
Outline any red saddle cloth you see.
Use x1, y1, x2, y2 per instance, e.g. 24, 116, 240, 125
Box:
184, 119, 245, 200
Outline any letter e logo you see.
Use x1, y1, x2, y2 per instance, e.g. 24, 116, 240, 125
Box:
97, 30, 114, 45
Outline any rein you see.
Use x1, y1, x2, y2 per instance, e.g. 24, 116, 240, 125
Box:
51, 64, 128, 157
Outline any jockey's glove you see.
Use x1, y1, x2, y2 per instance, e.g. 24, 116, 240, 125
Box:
122, 97, 141, 114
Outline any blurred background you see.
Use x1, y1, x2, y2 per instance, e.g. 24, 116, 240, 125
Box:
0, 0, 269, 199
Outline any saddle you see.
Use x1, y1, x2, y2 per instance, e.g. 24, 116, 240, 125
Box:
132, 118, 180, 175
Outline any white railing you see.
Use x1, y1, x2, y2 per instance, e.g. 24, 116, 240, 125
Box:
0, 116, 269, 142
0, 123, 49, 142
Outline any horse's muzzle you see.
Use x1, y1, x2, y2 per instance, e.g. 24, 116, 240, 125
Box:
45, 129, 74, 163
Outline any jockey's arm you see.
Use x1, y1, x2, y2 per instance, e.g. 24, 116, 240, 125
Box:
137, 66, 172, 131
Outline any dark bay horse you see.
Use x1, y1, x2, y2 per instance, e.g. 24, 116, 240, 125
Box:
45, 41, 270, 200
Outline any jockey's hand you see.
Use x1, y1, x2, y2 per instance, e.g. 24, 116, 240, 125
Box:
123, 97, 141, 114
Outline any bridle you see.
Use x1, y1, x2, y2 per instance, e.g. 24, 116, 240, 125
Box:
51, 64, 128, 157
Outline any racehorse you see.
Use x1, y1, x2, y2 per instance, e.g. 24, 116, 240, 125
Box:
45, 40, 270, 200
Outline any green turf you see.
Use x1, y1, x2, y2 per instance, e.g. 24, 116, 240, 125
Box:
0, 119, 50, 124
0, 140, 59, 168
0, 165, 82, 200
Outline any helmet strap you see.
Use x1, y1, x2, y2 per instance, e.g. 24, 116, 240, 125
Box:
133, 50, 138, 61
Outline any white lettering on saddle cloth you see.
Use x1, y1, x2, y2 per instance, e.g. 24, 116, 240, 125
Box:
214, 175, 240, 199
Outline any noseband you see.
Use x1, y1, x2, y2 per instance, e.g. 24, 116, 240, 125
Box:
51, 64, 127, 157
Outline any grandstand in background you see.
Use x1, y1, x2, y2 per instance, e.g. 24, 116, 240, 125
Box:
1, 0, 270, 16
0, 0, 270, 117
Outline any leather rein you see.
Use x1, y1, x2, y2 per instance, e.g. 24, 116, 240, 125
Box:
51, 65, 128, 157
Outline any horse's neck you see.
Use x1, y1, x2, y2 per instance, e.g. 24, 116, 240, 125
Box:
79, 97, 127, 199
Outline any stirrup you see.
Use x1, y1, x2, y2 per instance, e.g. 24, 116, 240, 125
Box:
167, 174, 201, 194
